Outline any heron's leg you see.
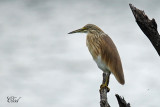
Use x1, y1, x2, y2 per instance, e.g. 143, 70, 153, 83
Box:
100, 72, 111, 92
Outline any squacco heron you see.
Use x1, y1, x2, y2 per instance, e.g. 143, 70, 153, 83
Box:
68, 24, 125, 91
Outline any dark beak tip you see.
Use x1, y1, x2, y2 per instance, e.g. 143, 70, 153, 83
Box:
68, 31, 75, 34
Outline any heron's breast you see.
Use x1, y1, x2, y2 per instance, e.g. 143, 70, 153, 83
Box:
86, 35, 110, 73
94, 55, 110, 73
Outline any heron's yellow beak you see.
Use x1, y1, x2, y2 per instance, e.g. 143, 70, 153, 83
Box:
68, 27, 87, 34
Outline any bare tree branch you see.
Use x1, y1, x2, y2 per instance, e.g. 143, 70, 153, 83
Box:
129, 3, 160, 56
99, 73, 130, 107
115, 94, 131, 107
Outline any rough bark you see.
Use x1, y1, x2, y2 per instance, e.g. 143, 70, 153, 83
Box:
129, 4, 160, 56
99, 73, 110, 107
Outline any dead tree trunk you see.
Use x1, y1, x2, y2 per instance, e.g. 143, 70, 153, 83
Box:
129, 4, 160, 56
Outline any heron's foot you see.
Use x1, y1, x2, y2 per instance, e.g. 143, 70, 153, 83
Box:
100, 84, 110, 92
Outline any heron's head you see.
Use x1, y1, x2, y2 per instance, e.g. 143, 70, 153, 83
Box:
68, 24, 103, 34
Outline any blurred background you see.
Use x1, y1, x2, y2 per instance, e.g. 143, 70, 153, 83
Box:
0, 0, 160, 107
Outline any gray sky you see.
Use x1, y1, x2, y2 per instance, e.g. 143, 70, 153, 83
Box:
0, 0, 160, 107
